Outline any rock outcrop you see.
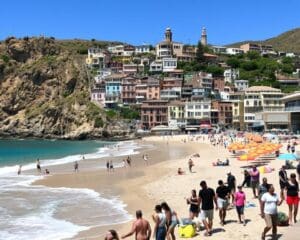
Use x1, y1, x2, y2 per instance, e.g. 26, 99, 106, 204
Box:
0, 37, 133, 139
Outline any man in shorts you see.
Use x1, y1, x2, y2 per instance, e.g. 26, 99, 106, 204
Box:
216, 180, 230, 225
199, 181, 218, 236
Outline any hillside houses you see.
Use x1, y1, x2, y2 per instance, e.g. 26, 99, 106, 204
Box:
87, 27, 300, 133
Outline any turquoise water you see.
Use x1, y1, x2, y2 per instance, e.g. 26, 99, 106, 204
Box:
0, 140, 140, 240
0, 139, 112, 167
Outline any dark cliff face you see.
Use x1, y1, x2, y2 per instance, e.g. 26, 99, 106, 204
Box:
0, 37, 131, 139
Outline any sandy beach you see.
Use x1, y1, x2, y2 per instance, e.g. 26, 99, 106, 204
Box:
34, 135, 299, 240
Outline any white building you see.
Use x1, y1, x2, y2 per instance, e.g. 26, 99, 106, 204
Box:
135, 45, 151, 54
234, 80, 249, 91
86, 48, 110, 69
107, 45, 124, 56
212, 46, 227, 54
286, 53, 296, 58
220, 91, 230, 100
226, 48, 244, 55
185, 101, 211, 120
244, 86, 284, 128
150, 60, 163, 72
224, 69, 239, 83
162, 58, 177, 72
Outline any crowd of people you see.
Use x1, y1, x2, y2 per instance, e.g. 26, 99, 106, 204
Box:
106, 164, 299, 240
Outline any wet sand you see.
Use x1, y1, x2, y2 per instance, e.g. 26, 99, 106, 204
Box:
34, 139, 199, 239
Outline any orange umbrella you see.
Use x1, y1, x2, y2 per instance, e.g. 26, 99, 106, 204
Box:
238, 154, 255, 161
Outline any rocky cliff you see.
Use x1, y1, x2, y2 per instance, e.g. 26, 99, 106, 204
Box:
0, 37, 132, 139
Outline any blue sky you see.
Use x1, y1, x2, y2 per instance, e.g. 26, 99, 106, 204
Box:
1, 0, 299, 46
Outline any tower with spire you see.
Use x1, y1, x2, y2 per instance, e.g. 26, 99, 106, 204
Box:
201, 27, 207, 46
165, 27, 173, 42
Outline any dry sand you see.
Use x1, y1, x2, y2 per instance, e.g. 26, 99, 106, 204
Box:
35, 135, 299, 240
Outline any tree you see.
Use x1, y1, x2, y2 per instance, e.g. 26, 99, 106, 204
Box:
196, 41, 205, 63
226, 57, 240, 68
206, 65, 224, 76
246, 51, 260, 60
241, 61, 258, 71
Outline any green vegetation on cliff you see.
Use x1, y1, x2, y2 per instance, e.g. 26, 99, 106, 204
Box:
0, 37, 132, 139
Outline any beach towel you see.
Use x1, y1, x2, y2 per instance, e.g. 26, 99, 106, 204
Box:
245, 202, 256, 208
178, 224, 196, 238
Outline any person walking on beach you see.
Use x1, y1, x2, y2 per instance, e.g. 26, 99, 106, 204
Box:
126, 156, 132, 167
105, 229, 119, 240
106, 160, 110, 172
143, 154, 149, 166
279, 165, 288, 199
261, 184, 283, 240
74, 161, 79, 172
109, 160, 114, 172
36, 159, 41, 173
199, 180, 218, 236
152, 205, 167, 240
188, 158, 194, 173
121, 210, 151, 240
226, 172, 236, 205
241, 169, 251, 188
161, 202, 178, 240
17, 165, 22, 175
258, 178, 269, 216
249, 166, 260, 198
216, 180, 230, 225
186, 189, 200, 220
234, 185, 246, 226
285, 173, 299, 225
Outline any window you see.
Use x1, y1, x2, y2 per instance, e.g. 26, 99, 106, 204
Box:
246, 101, 249, 106
203, 105, 209, 109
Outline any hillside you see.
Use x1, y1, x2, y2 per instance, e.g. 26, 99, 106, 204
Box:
227, 28, 300, 53
0, 37, 132, 139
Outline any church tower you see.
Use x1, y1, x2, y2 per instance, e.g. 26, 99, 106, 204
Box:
165, 27, 173, 42
201, 27, 207, 46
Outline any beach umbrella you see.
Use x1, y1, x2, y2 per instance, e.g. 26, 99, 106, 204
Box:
277, 153, 297, 161
238, 154, 255, 161
258, 166, 273, 174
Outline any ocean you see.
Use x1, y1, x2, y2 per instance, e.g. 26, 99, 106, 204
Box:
0, 139, 139, 240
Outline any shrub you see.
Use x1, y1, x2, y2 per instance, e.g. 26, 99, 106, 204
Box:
1, 55, 10, 63
94, 117, 104, 128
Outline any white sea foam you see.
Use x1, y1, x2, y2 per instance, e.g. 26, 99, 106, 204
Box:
0, 140, 140, 240
0, 140, 141, 176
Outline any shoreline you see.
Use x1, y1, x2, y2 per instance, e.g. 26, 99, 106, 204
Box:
34, 137, 198, 239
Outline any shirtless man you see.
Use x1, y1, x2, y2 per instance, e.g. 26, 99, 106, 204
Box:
122, 210, 151, 240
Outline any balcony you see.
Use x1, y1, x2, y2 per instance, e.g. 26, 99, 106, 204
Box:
285, 106, 300, 112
